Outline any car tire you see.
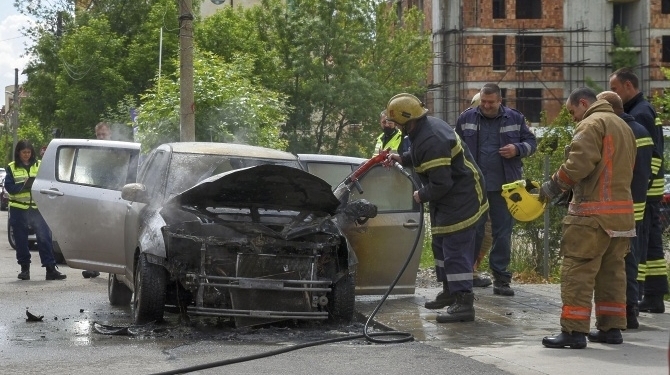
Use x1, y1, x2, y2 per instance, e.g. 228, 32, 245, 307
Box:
133, 254, 167, 324
7, 216, 16, 250
52, 241, 66, 264
109, 273, 133, 306
328, 271, 356, 322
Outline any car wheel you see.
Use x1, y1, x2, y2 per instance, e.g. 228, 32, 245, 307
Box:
328, 272, 356, 322
7, 217, 16, 250
133, 254, 167, 324
109, 273, 133, 306
52, 241, 66, 264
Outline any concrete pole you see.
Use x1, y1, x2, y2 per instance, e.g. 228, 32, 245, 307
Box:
179, 0, 195, 142
12, 68, 19, 153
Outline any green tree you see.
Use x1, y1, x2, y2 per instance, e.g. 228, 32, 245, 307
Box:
18, 0, 180, 140
136, 51, 288, 152
197, 0, 431, 156
612, 25, 638, 70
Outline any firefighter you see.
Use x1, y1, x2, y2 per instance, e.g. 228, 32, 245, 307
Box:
386, 93, 489, 323
596, 91, 657, 329
609, 68, 668, 314
540, 88, 635, 349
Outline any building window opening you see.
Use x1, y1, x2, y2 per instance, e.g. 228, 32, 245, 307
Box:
662, 0, 670, 14
492, 36, 506, 70
515, 89, 542, 123
516, 0, 541, 19
662, 36, 670, 63
516, 35, 542, 70
493, 0, 506, 19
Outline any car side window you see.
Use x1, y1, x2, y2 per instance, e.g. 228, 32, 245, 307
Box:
56, 146, 138, 191
140, 150, 168, 200
305, 162, 357, 189
350, 165, 416, 212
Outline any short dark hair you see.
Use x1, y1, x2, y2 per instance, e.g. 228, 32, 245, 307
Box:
14, 139, 36, 165
480, 83, 501, 97
567, 87, 597, 107
610, 67, 639, 89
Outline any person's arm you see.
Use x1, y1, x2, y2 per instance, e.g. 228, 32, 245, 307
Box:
515, 114, 537, 157
4, 167, 24, 195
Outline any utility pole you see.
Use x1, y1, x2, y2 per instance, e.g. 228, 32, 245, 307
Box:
179, 0, 195, 142
12, 68, 19, 153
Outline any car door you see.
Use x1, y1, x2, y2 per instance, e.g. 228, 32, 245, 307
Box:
339, 164, 424, 295
33, 139, 140, 273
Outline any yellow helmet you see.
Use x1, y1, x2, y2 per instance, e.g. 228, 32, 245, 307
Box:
501, 180, 546, 222
386, 93, 429, 125
471, 92, 481, 108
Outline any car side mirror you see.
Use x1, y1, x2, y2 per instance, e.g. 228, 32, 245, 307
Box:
121, 183, 150, 203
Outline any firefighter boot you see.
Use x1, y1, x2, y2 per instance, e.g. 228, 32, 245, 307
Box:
435, 291, 475, 323
626, 304, 639, 329
587, 329, 623, 344
45, 265, 67, 280
424, 282, 456, 309
493, 280, 515, 296
638, 294, 665, 313
472, 272, 492, 288
542, 331, 587, 349
18, 264, 30, 280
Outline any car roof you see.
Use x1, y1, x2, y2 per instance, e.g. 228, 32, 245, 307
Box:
297, 153, 367, 164
165, 142, 297, 160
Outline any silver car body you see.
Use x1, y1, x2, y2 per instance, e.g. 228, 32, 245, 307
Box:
34, 141, 423, 325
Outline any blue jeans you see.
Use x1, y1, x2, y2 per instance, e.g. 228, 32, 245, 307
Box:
9, 207, 56, 266
476, 192, 513, 283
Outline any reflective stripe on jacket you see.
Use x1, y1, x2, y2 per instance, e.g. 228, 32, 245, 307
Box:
374, 129, 403, 155
400, 116, 488, 235
8, 160, 39, 210
455, 105, 537, 187
554, 100, 636, 236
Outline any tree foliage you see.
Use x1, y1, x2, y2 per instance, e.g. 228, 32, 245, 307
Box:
612, 25, 638, 71
197, 0, 431, 156
136, 51, 288, 152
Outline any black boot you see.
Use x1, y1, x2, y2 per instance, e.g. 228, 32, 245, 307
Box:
473, 273, 492, 288
542, 331, 587, 349
45, 265, 66, 280
425, 282, 456, 309
18, 264, 30, 281
493, 280, 514, 296
587, 328, 623, 344
435, 291, 475, 323
638, 294, 665, 313
626, 304, 639, 329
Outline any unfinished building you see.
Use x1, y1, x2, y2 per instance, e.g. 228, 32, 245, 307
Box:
407, 0, 670, 125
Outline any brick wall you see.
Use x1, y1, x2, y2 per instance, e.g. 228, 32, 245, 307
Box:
463, 0, 563, 29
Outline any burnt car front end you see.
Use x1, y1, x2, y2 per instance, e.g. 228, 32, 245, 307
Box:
160, 165, 373, 327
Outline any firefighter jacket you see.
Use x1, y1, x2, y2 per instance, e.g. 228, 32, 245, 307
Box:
619, 112, 656, 222
374, 129, 404, 155
6, 160, 40, 210
624, 92, 664, 201
553, 100, 636, 236
455, 105, 537, 188
400, 116, 489, 236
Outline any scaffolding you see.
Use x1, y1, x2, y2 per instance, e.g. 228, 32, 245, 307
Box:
429, 24, 659, 126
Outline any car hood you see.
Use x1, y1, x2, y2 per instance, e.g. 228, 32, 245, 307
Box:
167, 164, 341, 214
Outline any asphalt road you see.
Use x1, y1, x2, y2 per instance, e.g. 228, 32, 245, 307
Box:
0, 210, 510, 375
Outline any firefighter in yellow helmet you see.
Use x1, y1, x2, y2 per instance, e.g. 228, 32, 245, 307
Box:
386, 93, 489, 323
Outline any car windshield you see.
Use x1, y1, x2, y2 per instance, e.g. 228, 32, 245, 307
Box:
165, 153, 301, 198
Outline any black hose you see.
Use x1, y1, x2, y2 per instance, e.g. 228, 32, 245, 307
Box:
150, 162, 424, 375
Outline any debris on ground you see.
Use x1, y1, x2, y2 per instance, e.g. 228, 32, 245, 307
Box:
26, 310, 44, 322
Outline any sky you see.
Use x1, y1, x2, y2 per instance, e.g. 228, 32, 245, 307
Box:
0, 5, 33, 90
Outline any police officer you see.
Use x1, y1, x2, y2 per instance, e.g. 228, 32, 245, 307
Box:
386, 93, 488, 323
6, 140, 66, 281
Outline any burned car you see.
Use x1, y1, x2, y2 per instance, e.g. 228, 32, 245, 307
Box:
33, 140, 386, 327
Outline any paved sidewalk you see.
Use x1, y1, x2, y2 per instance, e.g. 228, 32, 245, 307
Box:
356, 284, 669, 375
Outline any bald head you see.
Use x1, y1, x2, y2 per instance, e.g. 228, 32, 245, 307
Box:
596, 91, 624, 115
